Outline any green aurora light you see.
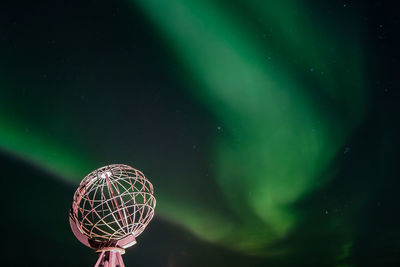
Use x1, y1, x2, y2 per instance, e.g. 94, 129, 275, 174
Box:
0, 0, 368, 262
131, 0, 367, 254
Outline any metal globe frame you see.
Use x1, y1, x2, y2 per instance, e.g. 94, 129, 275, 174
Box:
69, 164, 156, 267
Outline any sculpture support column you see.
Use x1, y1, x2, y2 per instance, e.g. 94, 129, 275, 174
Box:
94, 250, 125, 267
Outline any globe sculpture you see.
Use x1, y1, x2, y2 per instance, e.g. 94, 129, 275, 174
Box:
69, 164, 156, 267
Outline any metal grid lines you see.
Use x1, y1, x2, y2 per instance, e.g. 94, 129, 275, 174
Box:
70, 164, 156, 244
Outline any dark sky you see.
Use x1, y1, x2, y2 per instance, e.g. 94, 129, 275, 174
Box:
1, 0, 399, 266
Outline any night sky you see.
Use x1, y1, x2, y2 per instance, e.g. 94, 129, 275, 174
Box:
1, 0, 399, 266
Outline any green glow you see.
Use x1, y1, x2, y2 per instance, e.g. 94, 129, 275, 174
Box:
0, 112, 96, 181
0, 0, 367, 261
0, 80, 97, 181
132, 0, 366, 254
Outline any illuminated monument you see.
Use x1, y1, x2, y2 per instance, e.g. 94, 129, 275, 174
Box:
69, 164, 156, 267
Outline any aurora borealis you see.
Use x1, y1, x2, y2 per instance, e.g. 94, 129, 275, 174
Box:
1, 0, 400, 266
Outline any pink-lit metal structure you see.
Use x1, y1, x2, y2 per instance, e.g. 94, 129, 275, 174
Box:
69, 164, 156, 267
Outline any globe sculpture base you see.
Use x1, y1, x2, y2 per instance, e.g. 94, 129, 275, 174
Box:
95, 248, 125, 267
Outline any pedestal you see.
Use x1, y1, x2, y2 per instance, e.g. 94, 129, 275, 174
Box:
94, 248, 125, 267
